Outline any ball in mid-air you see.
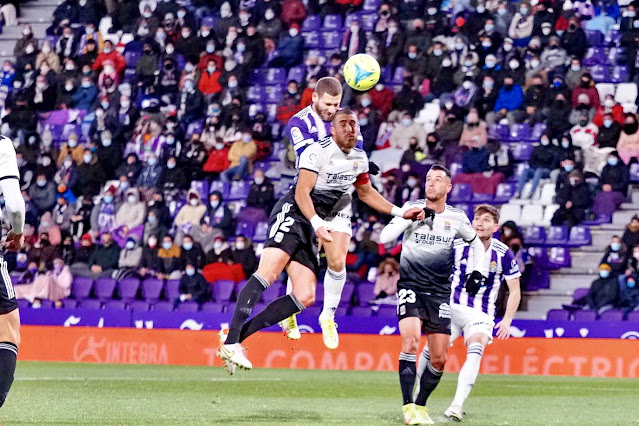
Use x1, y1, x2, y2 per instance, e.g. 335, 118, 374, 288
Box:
343, 53, 381, 92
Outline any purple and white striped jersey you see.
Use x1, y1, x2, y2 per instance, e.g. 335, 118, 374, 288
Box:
286, 104, 364, 158
450, 238, 521, 318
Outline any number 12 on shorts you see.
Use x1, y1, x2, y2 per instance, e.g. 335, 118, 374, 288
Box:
270, 202, 295, 243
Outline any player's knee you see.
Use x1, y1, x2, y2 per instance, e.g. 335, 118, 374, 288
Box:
401, 336, 420, 354
430, 353, 447, 371
296, 290, 315, 307
327, 258, 346, 273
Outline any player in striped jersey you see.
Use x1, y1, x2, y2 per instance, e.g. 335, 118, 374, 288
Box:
416, 204, 521, 422
0, 135, 26, 408
281, 77, 366, 349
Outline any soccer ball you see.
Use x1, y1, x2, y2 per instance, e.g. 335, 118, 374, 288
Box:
343, 54, 381, 92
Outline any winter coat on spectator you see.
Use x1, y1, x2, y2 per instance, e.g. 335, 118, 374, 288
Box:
273, 33, 304, 68
52, 201, 74, 231
227, 138, 257, 171
139, 245, 161, 273
369, 85, 394, 119
459, 122, 488, 148
158, 243, 181, 275
158, 164, 187, 191
600, 162, 630, 194
136, 50, 159, 80
617, 129, 639, 165
203, 145, 231, 173
71, 84, 98, 110
257, 17, 283, 42
561, 26, 587, 58
571, 85, 600, 109
96, 142, 123, 180
600, 246, 628, 276
178, 87, 205, 124
390, 121, 426, 150
202, 192, 233, 237
75, 156, 106, 197
111, 0, 139, 33
90, 197, 119, 234
14, 33, 38, 58
197, 53, 224, 73
247, 177, 275, 211
118, 243, 143, 269
472, 87, 499, 119
115, 188, 146, 228
180, 243, 206, 270
508, 13, 534, 40
379, 30, 405, 67
462, 147, 490, 174
529, 144, 558, 170
622, 222, 639, 250
281, 0, 307, 27
577, 275, 619, 310
618, 281, 639, 311
233, 246, 257, 279
598, 121, 622, 149
92, 50, 126, 74
494, 84, 524, 111
136, 163, 162, 189
178, 272, 209, 302
175, 189, 207, 227
35, 51, 60, 73
205, 242, 233, 264
570, 123, 598, 150
89, 241, 121, 270
28, 180, 56, 213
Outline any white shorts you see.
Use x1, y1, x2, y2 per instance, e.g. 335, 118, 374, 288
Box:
325, 193, 353, 236
450, 303, 495, 345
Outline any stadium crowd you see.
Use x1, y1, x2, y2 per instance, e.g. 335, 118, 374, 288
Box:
2, 0, 639, 314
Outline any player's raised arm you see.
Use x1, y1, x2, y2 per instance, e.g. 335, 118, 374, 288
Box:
355, 179, 425, 222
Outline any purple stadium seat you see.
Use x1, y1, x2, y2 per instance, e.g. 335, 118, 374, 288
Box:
568, 226, 591, 247
314, 283, 324, 304
508, 123, 531, 141
124, 51, 142, 68
228, 180, 250, 201
254, 221, 269, 242
585, 30, 603, 46
608, 47, 626, 65
225, 303, 236, 314
212, 280, 235, 303
191, 181, 210, 202
350, 306, 372, 317
302, 15, 321, 31
264, 68, 287, 85
449, 162, 463, 178
572, 288, 590, 302
494, 183, 517, 204
177, 301, 199, 312
201, 16, 216, 28
321, 31, 341, 49
201, 302, 225, 313
574, 310, 597, 321
612, 65, 629, 83
531, 123, 547, 141
335, 306, 349, 316
392, 67, 405, 85
527, 247, 549, 269
511, 143, 534, 161
287, 66, 306, 83
250, 69, 262, 84
105, 300, 128, 310
302, 30, 321, 49
547, 309, 570, 321
153, 301, 174, 312
323, 14, 343, 30
599, 309, 624, 321
265, 85, 285, 103
376, 305, 397, 317
362, 0, 381, 12
165, 280, 181, 301
605, 29, 621, 45
590, 65, 610, 83
123, 68, 137, 85
94, 278, 116, 301
583, 47, 606, 66
61, 298, 77, 309
79, 300, 102, 310
359, 13, 377, 32
38, 300, 54, 309
627, 311, 639, 322
141, 278, 163, 302
186, 121, 204, 140
380, 66, 392, 84
17, 299, 29, 310
304, 306, 322, 317
630, 163, 639, 182
209, 181, 230, 199
471, 192, 493, 203
545, 226, 568, 246
129, 301, 150, 311
448, 184, 472, 203
524, 226, 546, 245
547, 247, 571, 269
71, 277, 93, 299
247, 86, 265, 102
117, 278, 140, 302
339, 282, 355, 306
488, 123, 509, 140
261, 281, 282, 304
453, 204, 474, 220
357, 283, 375, 305
235, 221, 255, 239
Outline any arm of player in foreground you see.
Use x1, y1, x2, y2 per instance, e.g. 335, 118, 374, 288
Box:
467, 235, 488, 277
355, 179, 425, 221
294, 169, 333, 244
0, 177, 25, 249
495, 277, 522, 339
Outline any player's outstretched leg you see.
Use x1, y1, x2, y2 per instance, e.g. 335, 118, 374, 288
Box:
398, 318, 431, 425
0, 341, 17, 408
279, 277, 301, 340
239, 294, 305, 343
445, 336, 488, 421
414, 334, 450, 424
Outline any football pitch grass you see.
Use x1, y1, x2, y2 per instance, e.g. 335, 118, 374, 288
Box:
1, 362, 637, 425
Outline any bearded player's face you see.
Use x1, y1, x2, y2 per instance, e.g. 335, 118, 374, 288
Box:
313, 92, 341, 121
331, 113, 359, 151
425, 170, 452, 202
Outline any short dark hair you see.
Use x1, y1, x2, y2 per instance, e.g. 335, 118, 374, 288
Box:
474, 204, 500, 223
332, 108, 357, 123
316, 77, 343, 97
428, 164, 451, 179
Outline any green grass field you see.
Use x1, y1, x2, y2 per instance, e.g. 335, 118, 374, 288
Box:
1, 362, 637, 425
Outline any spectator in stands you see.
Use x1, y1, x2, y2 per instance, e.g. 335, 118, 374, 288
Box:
573, 264, 619, 311
84, 232, 120, 278
379, 19, 404, 67
592, 151, 630, 217
116, 153, 142, 183
157, 235, 182, 279
570, 111, 602, 174
396, 173, 424, 206
374, 258, 399, 299
92, 40, 126, 74
29, 173, 56, 214
600, 236, 629, 277
508, 3, 534, 46
618, 274, 639, 313
174, 189, 207, 228
551, 170, 591, 228
569, 93, 595, 126
89, 186, 118, 236
109, 0, 139, 34
114, 236, 142, 281
15, 257, 71, 309
515, 133, 558, 199
281, 0, 307, 28
246, 169, 275, 213
487, 140, 514, 178
622, 215, 639, 251
617, 113, 639, 165
459, 109, 488, 148
174, 260, 209, 309
460, 139, 490, 174
205, 236, 233, 264
200, 191, 232, 237
232, 235, 257, 279
277, 80, 301, 123
594, 95, 624, 127
36, 42, 59, 73
341, 17, 367, 59
177, 77, 205, 126
179, 235, 205, 270
473, 75, 498, 119
257, 6, 282, 41
138, 235, 161, 278
220, 128, 257, 182
115, 188, 146, 231
136, 154, 162, 193
597, 112, 622, 149
561, 16, 588, 59
488, 75, 524, 126
389, 112, 426, 150
270, 22, 304, 68
14, 24, 38, 58
571, 73, 600, 109
52, 196, 74, 234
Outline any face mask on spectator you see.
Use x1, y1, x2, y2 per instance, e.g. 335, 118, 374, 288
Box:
289, 28, 298, 37
462, 81, 472, 90
167, 161, 176, 169
63, 159, 73, 168
265, 9, 275, 20
25, 45, 34, 54
166, 45, 175, 54
542, 27, 551, 35
455, 42, 465, 50
237, 43, 246, 53
401, 118, 411, 127
608, 157, 618, 166
23, 28, 31, 36
36, 179, 46, 187
42, 45, 51, 54
206, 44, 215, 54
104, 195, 114, 203
183, 242, 193, 251
82, 81, 91, 88
127, 195, 136, 204
207, 65, 216, 73
628, 279, 637, 288
407, 178, 418, 188
210, 199, 219, 208
563, 164, 574, 172
162, 241, 172, 250
184, 81, 194, 91
148, 157, 158, 166
509, 60, 519, 69
235, 241, 245, 250
604, 98, 614, 108
611, 242, 621, 251
433, 49, 442, 56
408, 52, 417, 59
579, 119, 588, 127
126, 241, 135, 250
388, 26, 397, 34
201, 29, 210, 37
214, 241, 223, 250
103, 47, 112, 54
530, 59, 540, 69
147, 214, 157, 223
540, 138, 550, 146
519, 7, 528, 15
242, 134, 252, 143
484, 80, 494, 89
604, 119, 613, 128
442, 59, 451, 67
83, 153, 92, 163
485, 60, 495, 68
215, 143, 225, 150
359, 117, 369, 126
254, 176, 264, 185
599, 270, 610, 278
484, 24, 493, 32
189, 199, 198, 207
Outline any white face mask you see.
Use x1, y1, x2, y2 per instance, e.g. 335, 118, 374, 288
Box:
265, 11, 274, 20
214, 241, 223, 250
235, 241, 245, 250
189, 199, 198, 207
289, 28, 299, 37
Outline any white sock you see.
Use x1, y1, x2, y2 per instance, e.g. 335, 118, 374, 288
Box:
451, 343, 484, 408
286, 277, 293, 295
414, 346, 430, 401
320, 267, 346, 320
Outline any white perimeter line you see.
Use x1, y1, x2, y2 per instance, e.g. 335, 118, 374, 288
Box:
15, 377, 283, 382
497, 383, 632, 392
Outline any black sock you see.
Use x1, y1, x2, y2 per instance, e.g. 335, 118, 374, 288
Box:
239, 294, 305, 343
415, 357, 443, 406
399, 352, 417, 405
0, 342, 17, 408
226, 274, 269, 344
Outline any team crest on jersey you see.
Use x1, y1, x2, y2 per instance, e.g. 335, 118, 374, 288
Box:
438, 303, 451, 319
291, 127, 303, 143
444, 221, 451, 232
353, 161, 359, 172
307, 152, 318, 164
489, 260, 498, 273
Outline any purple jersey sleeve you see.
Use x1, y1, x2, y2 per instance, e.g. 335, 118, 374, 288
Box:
286, 116, 316, 157
502, 248, 522, 280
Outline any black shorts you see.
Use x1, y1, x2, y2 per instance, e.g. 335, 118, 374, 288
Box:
264, 195, 320, 276
397, 284, 451, 335
0, 257, 17, 315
